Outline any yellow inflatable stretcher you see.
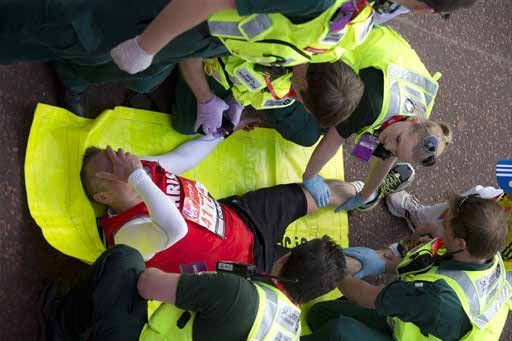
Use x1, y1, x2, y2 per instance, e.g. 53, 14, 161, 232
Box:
25, 103, 346, 331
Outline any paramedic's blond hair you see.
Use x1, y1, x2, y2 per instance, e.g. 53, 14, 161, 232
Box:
410, 119, 452, 164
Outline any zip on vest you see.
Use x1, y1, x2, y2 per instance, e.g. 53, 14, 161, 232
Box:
259, 40, 312, 61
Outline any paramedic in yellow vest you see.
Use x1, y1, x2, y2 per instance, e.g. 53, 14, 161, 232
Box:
496, 160, 512, 270
385, 184, 512, 271
111, 0, 477, 74
301, 25, 452, 210
39, 238, 347, 340
110, 0, 375, 135
304, 196, 511, 340
110, 0, 476, 136
171, 57, 364, 146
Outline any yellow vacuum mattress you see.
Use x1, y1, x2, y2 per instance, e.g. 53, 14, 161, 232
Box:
25, 103, 347, 330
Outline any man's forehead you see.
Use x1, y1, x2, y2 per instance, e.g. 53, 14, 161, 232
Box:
86, 149, 111, 172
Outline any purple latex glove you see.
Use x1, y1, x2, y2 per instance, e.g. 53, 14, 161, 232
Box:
226, 97, 244, 128
330, 1, 357, 32
194, 95, 229, 135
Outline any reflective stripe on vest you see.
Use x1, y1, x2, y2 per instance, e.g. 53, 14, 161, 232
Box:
255, 284, 301, 339
242, 15, 272, 40
257, 284, 279, 339
437, 256, 510, 328
388, 64, 438, 97
209, 14, 272, 40
384, 64, 439, 124
208, 21, 244, 38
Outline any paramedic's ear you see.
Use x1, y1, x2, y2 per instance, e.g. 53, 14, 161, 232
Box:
271, 252, 291, 277
454, 236, 466, 251
93, 191, 114, 205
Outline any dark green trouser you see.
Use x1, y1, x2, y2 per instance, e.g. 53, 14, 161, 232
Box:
54, 245, 147, 340
1, 1, 226, 94
301, 299, 393, 341
172, 72, 322, 147
52, 20, 227, 94
54, 59, 176, 94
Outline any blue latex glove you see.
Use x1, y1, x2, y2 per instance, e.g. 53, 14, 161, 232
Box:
343, 247, 385, 279
335, 193, 364, 212
303, 175, 331, 208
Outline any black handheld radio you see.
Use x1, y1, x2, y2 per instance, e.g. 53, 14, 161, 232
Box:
216, 261, 299, 283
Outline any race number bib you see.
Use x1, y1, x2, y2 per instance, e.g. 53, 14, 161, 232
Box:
180, 177, 226, 238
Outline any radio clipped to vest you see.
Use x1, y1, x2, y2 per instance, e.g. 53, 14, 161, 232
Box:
217, 261, 299, 283
204, 56, 297, 109
396, 238, 447, 277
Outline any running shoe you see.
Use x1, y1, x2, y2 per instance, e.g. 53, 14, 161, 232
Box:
358, 162, 416, 211
385, 190, 424, 231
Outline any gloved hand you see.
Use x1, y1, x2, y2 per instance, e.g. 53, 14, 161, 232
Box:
226, 97, 244, 128
111, 36, 154, 74
194, 95, 229, 135
343, 247, 386, 279
303, 175, 331, 208
335, 193, 365, 212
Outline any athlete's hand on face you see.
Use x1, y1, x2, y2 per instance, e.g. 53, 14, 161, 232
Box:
96, 146, 143, 183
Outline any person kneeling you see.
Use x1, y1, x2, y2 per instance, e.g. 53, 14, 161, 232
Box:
305, 196, 511, 341
39, 238, 348, 340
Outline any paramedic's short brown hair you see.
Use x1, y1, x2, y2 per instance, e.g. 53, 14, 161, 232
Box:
280, 235, 346, 304
446, 196, 508, 259
302, 61, 364, 128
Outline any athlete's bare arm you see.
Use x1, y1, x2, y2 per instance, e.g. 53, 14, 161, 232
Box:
138, 0, 237, 55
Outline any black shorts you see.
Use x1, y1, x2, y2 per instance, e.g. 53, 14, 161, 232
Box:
220, 184, 307, 273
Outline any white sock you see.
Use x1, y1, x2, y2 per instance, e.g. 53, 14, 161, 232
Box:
388, 243, 402, 258
349, 181, 378, 203
416, 203, 447, 225
364, 191, 378, 204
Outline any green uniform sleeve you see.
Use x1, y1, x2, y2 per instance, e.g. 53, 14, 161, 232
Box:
335, 67, 383, 138
375, 279, 472, 341
175, 273, 259, 339
235, 0, 335, 22
263, 102, 322, 147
